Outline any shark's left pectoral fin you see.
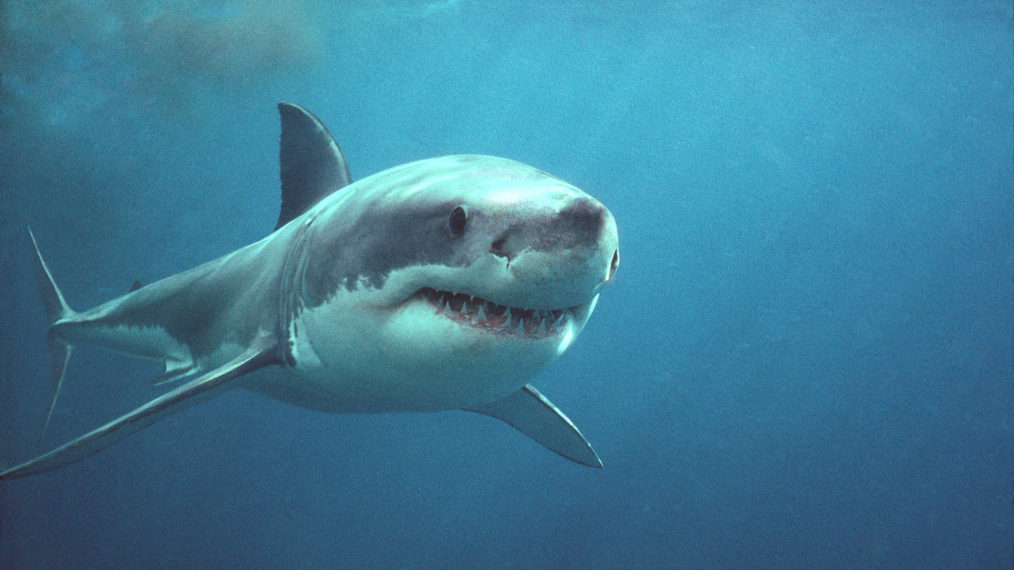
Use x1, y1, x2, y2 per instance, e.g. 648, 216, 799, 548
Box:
467, 384, 602, 468
1, 333, 279, 480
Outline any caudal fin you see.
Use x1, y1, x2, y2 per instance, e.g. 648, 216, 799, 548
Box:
26, 226, 75, 435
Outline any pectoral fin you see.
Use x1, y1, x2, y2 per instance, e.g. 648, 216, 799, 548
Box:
1, 333, 278, 480
467, 384, 602, 468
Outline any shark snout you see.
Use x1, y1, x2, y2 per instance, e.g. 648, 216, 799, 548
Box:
489, 198, 616, 257
486, 196, 619, 309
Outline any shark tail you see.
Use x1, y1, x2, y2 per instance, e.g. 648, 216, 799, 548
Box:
26, 226, 76, 436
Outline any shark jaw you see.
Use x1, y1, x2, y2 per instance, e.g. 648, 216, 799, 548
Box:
414, 287, 578, 340
280, 246, 609, 414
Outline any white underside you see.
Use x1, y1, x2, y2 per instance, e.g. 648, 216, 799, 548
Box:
249, 262, 596, 413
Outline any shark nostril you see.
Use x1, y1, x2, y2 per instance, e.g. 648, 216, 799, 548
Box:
489, 237, 516, 268
490, 237, 508, 258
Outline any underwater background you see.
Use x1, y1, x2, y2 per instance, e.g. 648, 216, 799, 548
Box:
1, 1, 1011, 567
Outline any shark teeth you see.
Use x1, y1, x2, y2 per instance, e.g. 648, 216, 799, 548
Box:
417, 287, 568, 338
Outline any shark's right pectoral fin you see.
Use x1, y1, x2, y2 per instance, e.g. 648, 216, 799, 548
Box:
1, 333, 279, 480
466, 384, 602, 468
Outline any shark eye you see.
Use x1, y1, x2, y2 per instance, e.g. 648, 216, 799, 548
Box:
448, 206, 468, 236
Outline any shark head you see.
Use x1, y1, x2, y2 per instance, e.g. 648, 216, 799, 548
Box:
279, 155, 618, 412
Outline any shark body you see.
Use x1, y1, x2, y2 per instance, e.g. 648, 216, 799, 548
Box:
1, 103, 619, 479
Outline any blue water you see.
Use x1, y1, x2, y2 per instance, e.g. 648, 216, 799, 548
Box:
1, 2, 1011, 567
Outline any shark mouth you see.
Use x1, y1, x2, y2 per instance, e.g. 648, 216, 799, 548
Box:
416, 287, 571, 338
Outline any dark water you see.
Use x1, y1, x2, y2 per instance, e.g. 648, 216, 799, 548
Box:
1, 2, 1011, 567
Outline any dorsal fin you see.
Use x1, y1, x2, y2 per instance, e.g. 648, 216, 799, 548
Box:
275, 102, 353, 230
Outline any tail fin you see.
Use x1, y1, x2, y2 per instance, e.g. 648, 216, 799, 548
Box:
25, 226, 75, 435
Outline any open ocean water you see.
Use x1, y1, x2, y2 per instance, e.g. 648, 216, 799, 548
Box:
1, 1, 1011, 567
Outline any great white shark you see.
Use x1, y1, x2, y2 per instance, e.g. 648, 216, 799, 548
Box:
1, 103, 619, 479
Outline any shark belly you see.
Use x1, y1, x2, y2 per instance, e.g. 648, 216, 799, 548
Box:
248, 286, 572, 413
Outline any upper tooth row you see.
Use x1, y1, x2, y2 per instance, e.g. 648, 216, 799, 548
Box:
443, 303, 562, 333
433, 290, 563, 325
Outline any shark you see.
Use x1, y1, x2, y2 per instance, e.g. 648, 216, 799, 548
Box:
1, 103, 619, 479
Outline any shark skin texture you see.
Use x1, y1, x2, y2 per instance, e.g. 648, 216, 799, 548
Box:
2, 103, 620, 479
